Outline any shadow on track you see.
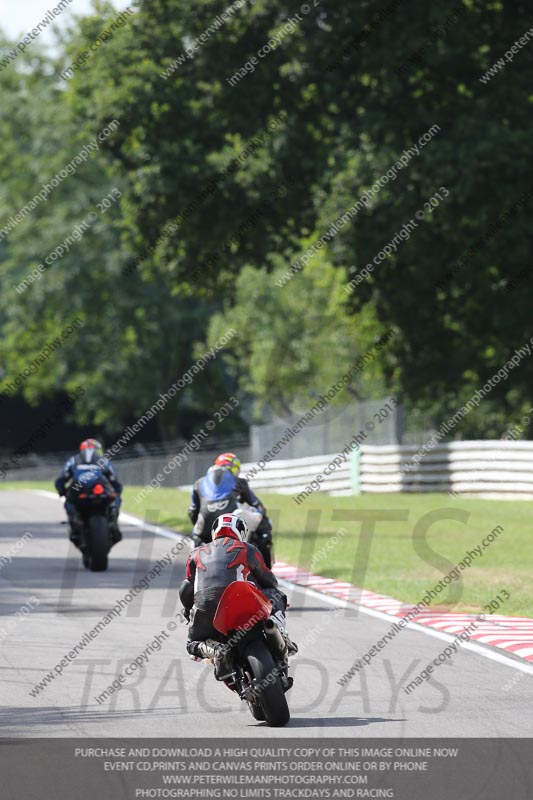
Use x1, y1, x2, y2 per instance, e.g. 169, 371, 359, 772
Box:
0, 521, 187, 609
0, 705, 181, 732
250, 716, 406, 729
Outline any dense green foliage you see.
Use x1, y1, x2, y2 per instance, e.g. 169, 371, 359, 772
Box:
0, 0, 531, 438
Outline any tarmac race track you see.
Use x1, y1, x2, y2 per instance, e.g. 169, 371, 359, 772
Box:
0, 490, 531, 738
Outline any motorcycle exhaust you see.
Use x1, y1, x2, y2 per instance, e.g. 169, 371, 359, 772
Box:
264, 619, 288, 661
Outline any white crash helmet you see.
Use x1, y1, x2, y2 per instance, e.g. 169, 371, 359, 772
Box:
211, 513, 248, 543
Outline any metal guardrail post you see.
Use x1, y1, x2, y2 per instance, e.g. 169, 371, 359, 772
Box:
395, 396, 404, 444
351, 448, 361, 495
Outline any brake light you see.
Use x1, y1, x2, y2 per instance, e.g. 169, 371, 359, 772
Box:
93, 484, 105, 495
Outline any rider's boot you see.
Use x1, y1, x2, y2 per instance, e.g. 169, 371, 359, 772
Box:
108, 507, 122, 545
253, 519, 273, 568
187, 639, 232, 680
68, 509, 84, 551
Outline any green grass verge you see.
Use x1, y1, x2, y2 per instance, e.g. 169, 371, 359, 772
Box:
3, 481, 531, 618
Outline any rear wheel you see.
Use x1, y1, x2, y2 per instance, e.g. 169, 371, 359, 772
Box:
244, 639, 290, 727
87, 515, 110, 572
247, 697, 266, 721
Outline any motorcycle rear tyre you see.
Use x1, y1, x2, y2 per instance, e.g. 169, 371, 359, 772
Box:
244, 639, 289, 727
87, 515, 110, 572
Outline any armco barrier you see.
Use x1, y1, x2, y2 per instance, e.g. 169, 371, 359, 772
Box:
360, 440, 533, 496
234, 440, 533, 498
240, 453, 353, 496
7, 440, 533, 499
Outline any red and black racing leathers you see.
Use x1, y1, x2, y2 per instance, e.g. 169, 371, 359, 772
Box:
179, 536, 283, 646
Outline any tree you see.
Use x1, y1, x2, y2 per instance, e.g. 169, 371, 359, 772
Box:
1, 0, 531, 442
207, 254, 392, 420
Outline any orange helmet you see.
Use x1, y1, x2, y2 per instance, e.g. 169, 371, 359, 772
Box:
212, 513, 248, 542
79, 439, 103, 463
214, 452, 240, 477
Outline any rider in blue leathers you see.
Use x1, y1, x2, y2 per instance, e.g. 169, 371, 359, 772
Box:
55, 438, 123, 549
188, 452, 273, 566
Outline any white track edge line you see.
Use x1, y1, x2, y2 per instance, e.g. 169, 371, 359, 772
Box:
278, 580, 533, 676
31, 491, 533, 676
